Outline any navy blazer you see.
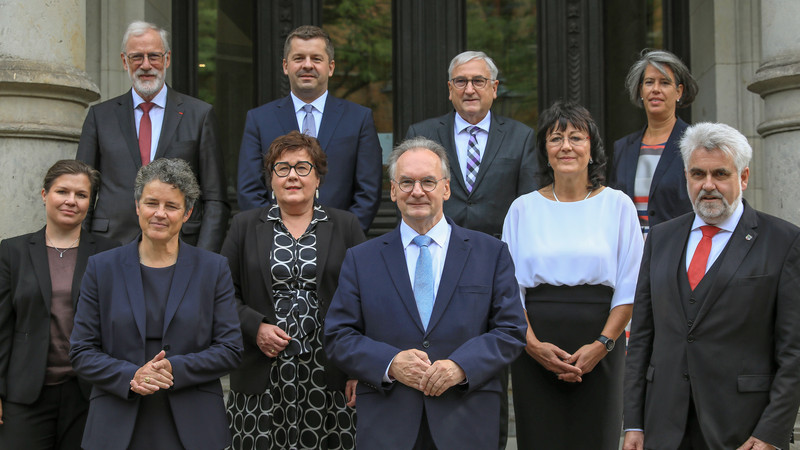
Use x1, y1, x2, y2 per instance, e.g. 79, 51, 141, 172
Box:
70, 241, 243, 450
221, 205, 365, 394
324, 218, 526, 449
406, 111, 539, 238
236, 94, 382, 231
76, 87, 230, 252
624, 201, 800, 449
0, 228, 118, 404
610, 117, 692, 228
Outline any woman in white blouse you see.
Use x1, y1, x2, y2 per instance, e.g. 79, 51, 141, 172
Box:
502, 101, 643, 450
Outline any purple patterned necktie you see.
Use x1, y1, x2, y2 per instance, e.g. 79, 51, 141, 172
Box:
466, 126, 481, 192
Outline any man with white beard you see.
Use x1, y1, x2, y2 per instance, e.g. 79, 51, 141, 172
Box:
623, 122, 800, 450
76, 21, 229, 251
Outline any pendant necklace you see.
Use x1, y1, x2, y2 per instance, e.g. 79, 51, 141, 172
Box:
46, 234, 80, 258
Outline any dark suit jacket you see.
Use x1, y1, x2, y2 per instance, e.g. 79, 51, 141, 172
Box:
220, 205, 365, 394
623, 201, 800, 449
406, 112, 539, 238
236, 94, 382, 231
76, 87, 229, 252
324, 218, 526, 449
610, 117, 692, 228
69, 241, 243, 450
0, 228, 118, 404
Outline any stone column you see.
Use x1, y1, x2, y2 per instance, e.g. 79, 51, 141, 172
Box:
0, 0, 100, 239
748, 0, 800, 226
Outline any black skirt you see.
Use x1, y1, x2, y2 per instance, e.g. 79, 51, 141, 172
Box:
512, 284, 624, 450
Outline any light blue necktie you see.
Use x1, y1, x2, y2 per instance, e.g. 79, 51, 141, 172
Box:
302, 104, 316, 138
465, 126, 481, 192
412, 235, 434, 330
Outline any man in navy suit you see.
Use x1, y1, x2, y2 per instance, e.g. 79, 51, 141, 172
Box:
324, 137, 526, 449
237, 25, 382, 231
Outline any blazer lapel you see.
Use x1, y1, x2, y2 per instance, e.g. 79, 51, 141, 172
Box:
380, 228, 425, 333
121, 242, 147, 343
426, 222, 469, 335
660, 216, 694, 319
439, 113, 468, 193
276, 96, 300, 134
163, 242, 196, 334
470, 113, 505, 193
315, 211, 333, 288
256, 209, 276, 299
155, 87, 183, 159
115, 91, 143, 169
649, 118, 687, 197
29, 228, 53, 311
72, 229, 95, 308
692, 203, 758, 329
317, 95, 343, 150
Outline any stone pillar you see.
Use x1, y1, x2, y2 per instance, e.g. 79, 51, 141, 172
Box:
0, 0, 100, 239
748, 0, 800, 226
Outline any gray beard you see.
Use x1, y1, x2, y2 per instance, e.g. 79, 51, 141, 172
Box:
130, 68, 165, 99
692, 189, 741, 224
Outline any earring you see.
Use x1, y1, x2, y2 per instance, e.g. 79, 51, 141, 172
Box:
547, 162, 551, 167
270, 191, 275, 201
315, 188, 319, 199
589, 158, 594, 164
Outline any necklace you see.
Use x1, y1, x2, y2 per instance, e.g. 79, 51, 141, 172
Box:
46, 234, 80, 258
552, 181, 592, 202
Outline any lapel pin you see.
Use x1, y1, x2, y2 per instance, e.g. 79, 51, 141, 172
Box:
745, 234, 752, 240
178, 111, 183, 115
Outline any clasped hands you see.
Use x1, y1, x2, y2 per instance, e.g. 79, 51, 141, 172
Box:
257, 323, 291, 358
388, 349, 465, 396
130, 350, 173, 395
528, 339, 607, 383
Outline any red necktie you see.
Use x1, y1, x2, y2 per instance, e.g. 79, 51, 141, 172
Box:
687, 225, 721, 290
138, 102, 154, 165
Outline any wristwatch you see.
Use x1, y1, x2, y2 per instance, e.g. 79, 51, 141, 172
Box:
596, 335, 615, 352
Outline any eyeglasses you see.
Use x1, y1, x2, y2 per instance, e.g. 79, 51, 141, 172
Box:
546, 135, 590, 147
392, 177, 446, 193
450, 76, 494, 90
272, 161, 315, 177
126, 52, 167, 65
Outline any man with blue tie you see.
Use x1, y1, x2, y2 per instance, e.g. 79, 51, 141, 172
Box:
237, 25, 382, 231
324, 137, 526, 449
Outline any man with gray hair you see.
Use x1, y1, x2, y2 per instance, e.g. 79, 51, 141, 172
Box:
406, 50, 538, 239
325, 137, 526, 449
623, 122, 800, 450
77, 20, 229, 252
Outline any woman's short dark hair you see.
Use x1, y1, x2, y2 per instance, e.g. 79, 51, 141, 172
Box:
134, 158, 201, 214
536, 100, 607, 189
263, 131, 328, 186
625, 49, 698, 109
43, 159, 101, 202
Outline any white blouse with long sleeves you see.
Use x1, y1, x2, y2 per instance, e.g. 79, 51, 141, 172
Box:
501, 187, 644, 310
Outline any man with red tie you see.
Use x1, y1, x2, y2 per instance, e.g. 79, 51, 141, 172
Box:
623, 122, 800, 450
77, 21, 228, 251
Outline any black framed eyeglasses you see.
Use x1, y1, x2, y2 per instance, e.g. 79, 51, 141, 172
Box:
450, 76, 494, 90
126, 52, 167, 65
272, 161, 315, 177
392, 177, 446, 193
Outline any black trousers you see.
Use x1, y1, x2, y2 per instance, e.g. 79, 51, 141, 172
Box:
0, 377, 88, 450
677, 396, 709, 450
413, 408, 437, 450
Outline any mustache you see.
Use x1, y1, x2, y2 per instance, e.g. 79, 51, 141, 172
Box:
297, 69, 318, 77
696, 189, 724, 201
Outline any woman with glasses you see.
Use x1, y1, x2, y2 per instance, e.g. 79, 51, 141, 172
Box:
610, 49, 699, 238
502, 101, 643, 449
222, 131, 365, 449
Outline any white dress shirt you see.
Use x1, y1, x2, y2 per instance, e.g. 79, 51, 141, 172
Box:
453, 112, 491, 186
132, 85, 168, 162
290, 91, 328, 136
684, 200, 745, 271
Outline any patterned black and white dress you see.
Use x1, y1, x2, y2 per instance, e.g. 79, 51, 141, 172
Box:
227, 204, 356, 450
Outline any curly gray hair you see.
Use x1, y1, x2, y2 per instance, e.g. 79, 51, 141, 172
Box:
134, 158, 200, 214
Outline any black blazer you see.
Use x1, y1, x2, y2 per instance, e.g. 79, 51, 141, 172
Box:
0, 228, 118, 404
76, 87, 229, 252
221, 205, 366, 393
624, 201, 800, 449
610, 117, 692, 229
406, 111, 539, 238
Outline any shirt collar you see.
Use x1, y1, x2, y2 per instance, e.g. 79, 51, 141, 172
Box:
691, 198, 745, 233
400, 215, 450, 249
454, 110, 491, 135
131, 84, 167, 109
290, 91, 328, 114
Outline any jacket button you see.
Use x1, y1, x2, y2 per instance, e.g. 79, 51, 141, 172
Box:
687, 335, 695, 343
649, 210, 655, 216
162, 344, 171, 351
683, 373, 689, 381
422, 340, 430, 348
689, 297, 696, 304
687, 320, 693, 327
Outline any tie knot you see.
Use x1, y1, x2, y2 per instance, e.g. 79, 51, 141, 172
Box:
302, 104, 314, 113
413, 235, 432, 248
700, 225, 721, 238
468, 126, 480, 136
139, 102, 154, 113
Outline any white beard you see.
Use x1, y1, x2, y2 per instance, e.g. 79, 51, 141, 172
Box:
692, 189, 741, 224
129, 67, 165, 99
